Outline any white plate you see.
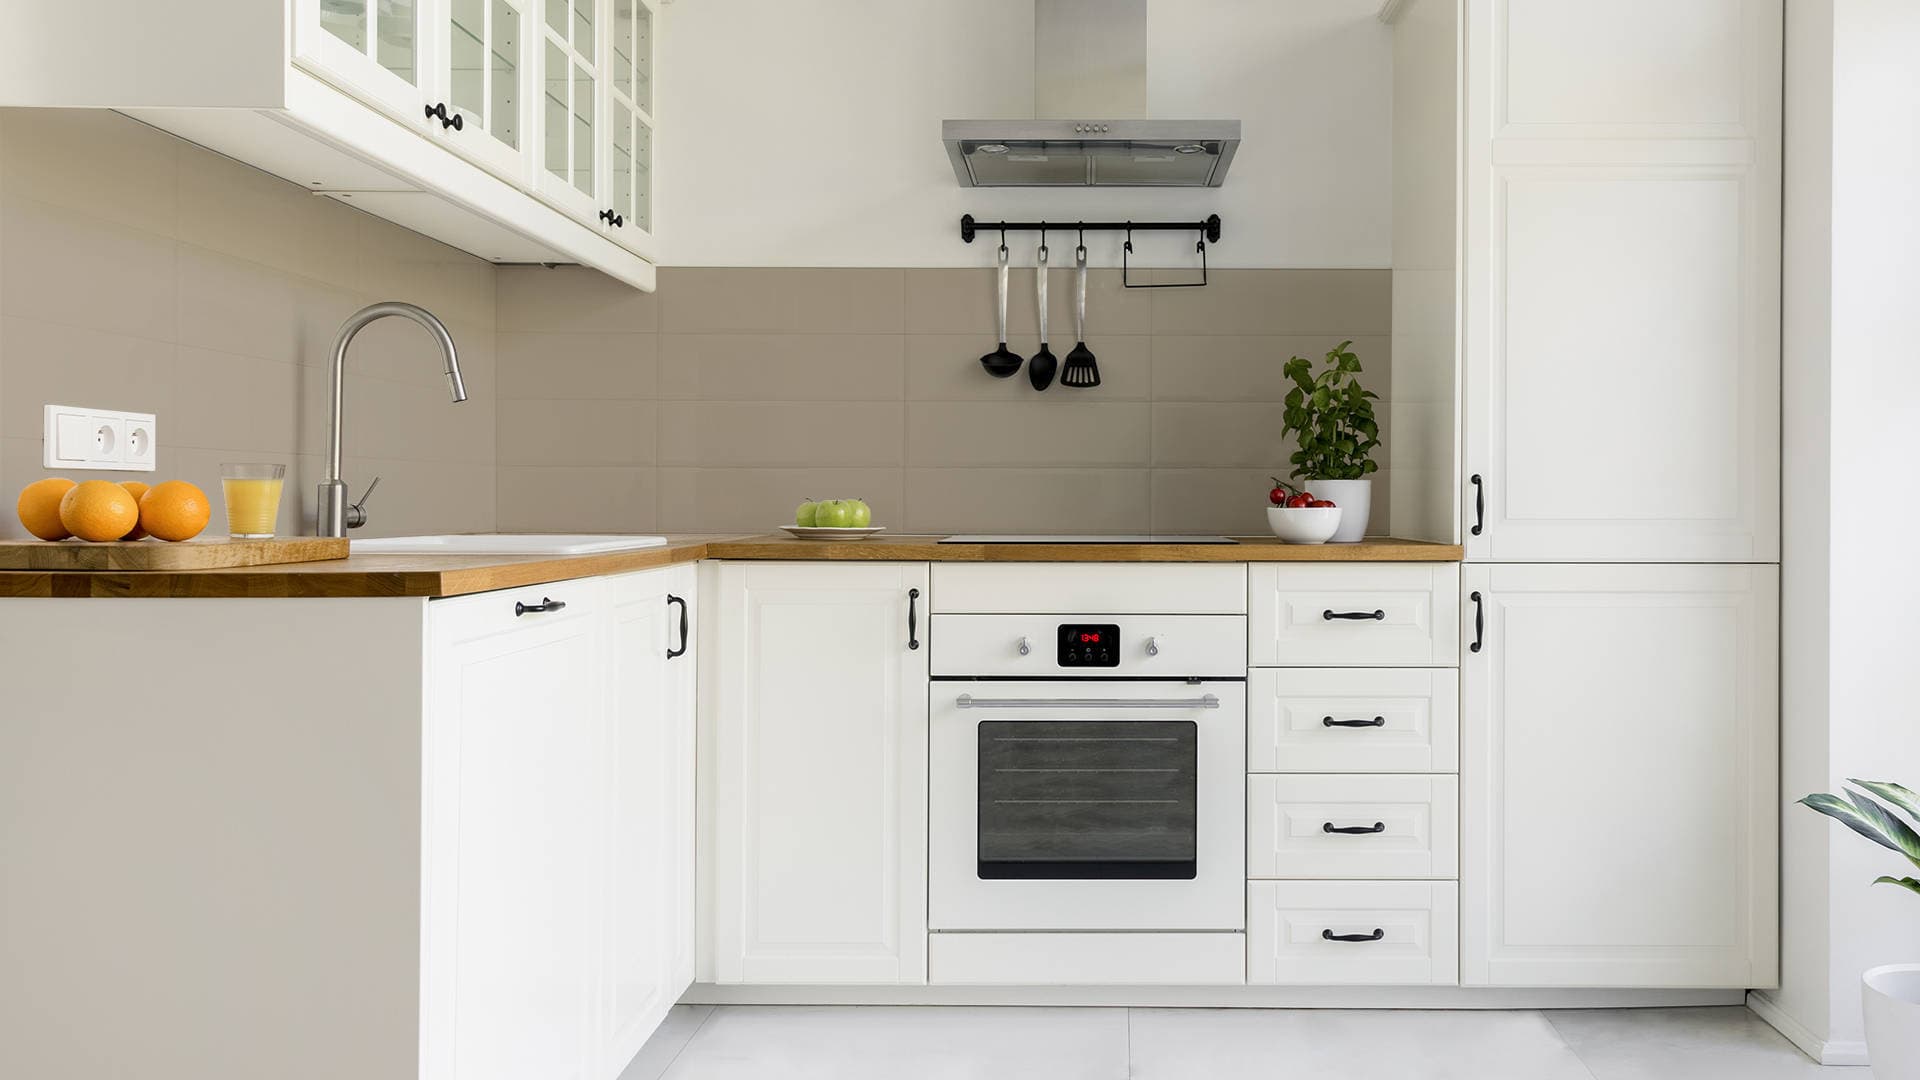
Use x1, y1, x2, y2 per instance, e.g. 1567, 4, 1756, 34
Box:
779, 525, 887, 540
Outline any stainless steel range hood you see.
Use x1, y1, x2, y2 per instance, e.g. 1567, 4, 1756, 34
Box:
942, 0, 1241, 188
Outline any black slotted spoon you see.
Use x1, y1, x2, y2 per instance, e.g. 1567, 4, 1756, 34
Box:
1060, 244, 1101, 388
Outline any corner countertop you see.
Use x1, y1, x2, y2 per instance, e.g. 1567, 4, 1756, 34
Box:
0, 534, 1463, 599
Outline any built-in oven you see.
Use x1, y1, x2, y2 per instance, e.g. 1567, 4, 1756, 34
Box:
928, 613, 1247, 933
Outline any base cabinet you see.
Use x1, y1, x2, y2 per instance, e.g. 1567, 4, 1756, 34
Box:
423, 566, 696, 1080
1459, 564, 1779, 988
707, 561, 931, 985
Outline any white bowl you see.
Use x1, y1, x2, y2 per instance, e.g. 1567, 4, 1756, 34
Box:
1266, 505, 1343, 544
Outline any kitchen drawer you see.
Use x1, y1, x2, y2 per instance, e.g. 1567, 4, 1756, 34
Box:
1248, 564, 1459, 667
932, 563, 1247, 614
1247, 881, 1459, 986
1248, 774, 1458, 879
1248, 668, 1459, 773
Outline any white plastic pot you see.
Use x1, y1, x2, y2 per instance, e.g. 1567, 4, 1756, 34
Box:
1864, 964, 1920, 1078
1309, 478, 1373, 542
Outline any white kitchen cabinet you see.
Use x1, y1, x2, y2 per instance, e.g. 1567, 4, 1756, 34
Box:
1248, 563, 1459, 668
708, 561, 932, 985
0, 0, 658, 289
600, 0, 658, 254
1460, 0, 1781, 561
1459, 563, 1779, 989
1247, 881, 1459, 986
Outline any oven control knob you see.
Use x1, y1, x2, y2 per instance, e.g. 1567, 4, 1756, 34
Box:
1017, 636, 1031, 656
1145, 636, 1160, 657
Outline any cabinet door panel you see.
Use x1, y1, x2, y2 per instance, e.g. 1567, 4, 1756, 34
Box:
294, 0, 427, 122
711, 562, 930, 985
1463, 0, 1779, 561
435, 0, 534, 182
423, 583, 605, 1080
1460, 564, 1778, 987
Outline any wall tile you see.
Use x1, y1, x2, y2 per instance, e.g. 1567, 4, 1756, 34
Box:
657, 467, 904, 532
907, 401, 1150, 467
906, 334, 1150, 401
658, 268, 905, 333
176, 145, 360, 287
0, 109, 178, 239
498, 332, 657, 399
903, 468, 1150, 534
496, 264, 658, 332
1151, 334, 1392, 402
0, 194, 176, 343
658, 333, 905, 401
905, 267, 1151, 337
497, 465, 656, 532
497, 399, 657, 466
0, 317, 176, 436
1149, 269, 1391, 336
658, 401, 904, 467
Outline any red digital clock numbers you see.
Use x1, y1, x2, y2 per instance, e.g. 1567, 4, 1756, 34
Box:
1079, 632, 1102, 644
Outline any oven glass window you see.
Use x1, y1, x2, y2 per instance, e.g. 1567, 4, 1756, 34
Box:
976, 720, 1198, 879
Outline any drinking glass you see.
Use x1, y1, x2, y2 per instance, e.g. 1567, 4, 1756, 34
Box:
220, 464, 286, 539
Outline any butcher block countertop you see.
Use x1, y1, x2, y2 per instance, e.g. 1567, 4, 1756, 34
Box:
0, 535, 1463, 599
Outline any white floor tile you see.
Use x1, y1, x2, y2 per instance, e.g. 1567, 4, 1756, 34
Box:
1543, 1006, 1855, 1079
620, 1005, 717, 1080
659, 1005, 1131, 1080
1126, 1007, 1596, 1080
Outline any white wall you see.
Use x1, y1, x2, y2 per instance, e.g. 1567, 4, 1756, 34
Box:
656, 0, 1392, 268
1764, 0, 1920, 1063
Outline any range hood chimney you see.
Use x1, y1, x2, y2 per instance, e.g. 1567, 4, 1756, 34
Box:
943, 0, 1240, 188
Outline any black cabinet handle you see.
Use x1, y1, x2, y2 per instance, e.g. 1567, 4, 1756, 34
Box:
425, 102, 463, 130
1322, 928, 1385, 943
514, 597, 566, 616
1323, 821, 1387, 835
1470, 590, 1484, 653
1323, 715, 1386, 728
1323, 609, 1385, 621
598, 209, 626, 227
666, 594, 689, 659
907, 588, 920, 650
1470, 473, 1484, 536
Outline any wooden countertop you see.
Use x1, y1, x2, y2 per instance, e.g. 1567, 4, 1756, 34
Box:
0, 534, 1463, 599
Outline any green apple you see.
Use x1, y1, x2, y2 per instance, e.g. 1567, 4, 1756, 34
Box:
848, 499, 872, 528
814, 499, 856, 528
795, 499, 819, 527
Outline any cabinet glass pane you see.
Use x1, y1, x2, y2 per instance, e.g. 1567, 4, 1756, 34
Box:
376, 0, 417, 85
450, 0, 484, 120
544, 0, 565, 40
573, 0, 594, 56
610, 99, 634, 224
571, 62, 595, 196
544, 40, 568, 182
634, 4, 651, 114
489, 0, 520, 149
321, 0, 369, 52
632, 119, 651, 231
612, 0, 635, 100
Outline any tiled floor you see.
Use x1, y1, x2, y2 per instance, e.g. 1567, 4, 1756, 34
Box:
619, 1004, 1856, 1080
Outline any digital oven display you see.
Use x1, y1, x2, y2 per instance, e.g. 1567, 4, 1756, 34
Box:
1057, 623, 1120, 667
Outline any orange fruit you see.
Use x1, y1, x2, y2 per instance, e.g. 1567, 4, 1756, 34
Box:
58, 480, 141, 542
138, 480, 212, 542
17, 477, 78, 540
119, 481, 151, 540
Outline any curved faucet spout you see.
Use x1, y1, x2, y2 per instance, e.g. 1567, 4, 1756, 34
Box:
318, 301, 467, 537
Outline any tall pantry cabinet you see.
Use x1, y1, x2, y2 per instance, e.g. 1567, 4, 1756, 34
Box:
1391, 0, 1783, 988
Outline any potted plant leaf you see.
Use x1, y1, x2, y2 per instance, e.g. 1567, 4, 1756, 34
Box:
1800, 779, 1920, 1074
1280, 340, 1380, 542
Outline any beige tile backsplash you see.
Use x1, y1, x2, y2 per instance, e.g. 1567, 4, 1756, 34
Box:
0, 109, 496, 540
496, 265, 1394, 537
0, 110, 1392, 542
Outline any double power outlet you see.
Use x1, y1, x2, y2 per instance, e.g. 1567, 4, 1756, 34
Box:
43, 404, 157, 472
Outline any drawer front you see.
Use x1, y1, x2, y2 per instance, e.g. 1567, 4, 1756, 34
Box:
1247, 881, 1459, 986
1249, 564, 1460, 667
932, 563, 1247, 614
1248, 668, 1459, 773
1248, 775, 1458, 879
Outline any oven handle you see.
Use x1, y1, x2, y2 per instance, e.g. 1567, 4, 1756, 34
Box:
954, 694, 1220, 710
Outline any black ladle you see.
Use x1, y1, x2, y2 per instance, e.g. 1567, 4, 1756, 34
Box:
1028, 241, 1057, 390
980, 243, 1023, 378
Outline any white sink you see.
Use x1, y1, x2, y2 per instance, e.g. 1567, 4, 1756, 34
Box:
351, 534, 669, 556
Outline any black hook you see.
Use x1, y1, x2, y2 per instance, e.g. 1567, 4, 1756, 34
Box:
1077, 222, 1085, 248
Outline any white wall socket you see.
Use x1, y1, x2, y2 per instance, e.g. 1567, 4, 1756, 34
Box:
43, 405, 157, 472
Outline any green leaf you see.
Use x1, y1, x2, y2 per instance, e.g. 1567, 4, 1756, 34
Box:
1850, 779, 1920, 826
1802, 793, 1904, 853
1845, 788, 1920, 860
1873, 876, 1920, 897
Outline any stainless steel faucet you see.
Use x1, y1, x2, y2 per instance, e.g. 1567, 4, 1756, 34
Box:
318, 302, 467, 537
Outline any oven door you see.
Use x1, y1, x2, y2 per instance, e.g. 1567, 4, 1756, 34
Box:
929, 679, 1246, 931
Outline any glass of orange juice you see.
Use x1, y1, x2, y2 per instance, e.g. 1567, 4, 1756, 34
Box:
220, 463, 286, 539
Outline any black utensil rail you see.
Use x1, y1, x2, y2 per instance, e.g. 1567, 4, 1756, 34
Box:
960, 215, 1222, 289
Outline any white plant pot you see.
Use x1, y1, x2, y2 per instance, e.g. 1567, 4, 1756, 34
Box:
1309, 478, 1373, 543
1865, 964, 1920, 1078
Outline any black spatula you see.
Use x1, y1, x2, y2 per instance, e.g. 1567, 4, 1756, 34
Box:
1060, 244, 1100, 388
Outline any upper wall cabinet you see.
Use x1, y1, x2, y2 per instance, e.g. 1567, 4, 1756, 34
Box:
1461, 0, 1780, 561
0, 0, 658, 289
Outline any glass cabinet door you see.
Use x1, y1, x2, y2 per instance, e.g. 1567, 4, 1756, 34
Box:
295, 0, 427, 122
534, 0, 599, 220
602, 0, 655, 248
435, 0, 532, 182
